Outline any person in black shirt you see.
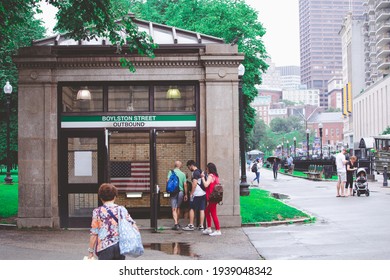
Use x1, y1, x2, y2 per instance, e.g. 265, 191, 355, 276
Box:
345, 156, 358, 196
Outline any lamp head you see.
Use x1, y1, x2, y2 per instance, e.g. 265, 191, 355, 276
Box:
238, 64, 245, 77
3, 81, 12, 95
166, 87, 181, 99
318, 122, 323, 129
77, 87, 91, 100
306, 128, 310, 134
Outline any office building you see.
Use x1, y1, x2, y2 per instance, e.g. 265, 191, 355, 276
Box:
299, 0, 364, 94
276, 65, 301, 90
349, 1, 390, 142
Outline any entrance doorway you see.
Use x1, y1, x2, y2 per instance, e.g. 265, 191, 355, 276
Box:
59, 130, 106, 228
59, 129, 197, 227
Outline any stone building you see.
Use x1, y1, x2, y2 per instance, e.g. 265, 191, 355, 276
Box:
14, 18, 243, 228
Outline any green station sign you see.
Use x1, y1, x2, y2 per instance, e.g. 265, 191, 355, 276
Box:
61, 115, 196, 128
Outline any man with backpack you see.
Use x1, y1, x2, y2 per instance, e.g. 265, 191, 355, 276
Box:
183, 160, 206, 231
251, 158, 261, 185
166, 161, 187, 230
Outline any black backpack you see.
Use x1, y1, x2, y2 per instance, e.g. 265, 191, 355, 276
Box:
209, 183, 223, 204
251, 163, 257, 173
196, 169, 206, 191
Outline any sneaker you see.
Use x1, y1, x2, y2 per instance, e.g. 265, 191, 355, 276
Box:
182, 224, 194, 231
171, 224, 180, 230
209, 230, 222, 236
202, 228, 213, 235
198, 226, 204, 231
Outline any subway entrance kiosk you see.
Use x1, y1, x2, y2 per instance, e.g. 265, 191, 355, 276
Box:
14, 18, 243, 229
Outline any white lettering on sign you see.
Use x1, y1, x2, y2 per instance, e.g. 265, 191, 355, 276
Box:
102, 116, 134, 122
113, 122, 146, 127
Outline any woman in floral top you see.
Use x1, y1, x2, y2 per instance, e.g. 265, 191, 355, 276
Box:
88, 183, 138, 260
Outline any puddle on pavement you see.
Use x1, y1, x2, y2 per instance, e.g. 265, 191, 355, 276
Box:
271, 193, 290, 199
143, 242, 200, 258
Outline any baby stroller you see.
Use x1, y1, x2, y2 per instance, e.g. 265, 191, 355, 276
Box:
353, 168, 370, 197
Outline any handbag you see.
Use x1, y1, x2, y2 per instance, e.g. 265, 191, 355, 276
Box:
118, 206, 144, 257
105, 206, 144, 258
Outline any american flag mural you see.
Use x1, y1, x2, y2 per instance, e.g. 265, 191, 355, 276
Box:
110, 161, 150, 192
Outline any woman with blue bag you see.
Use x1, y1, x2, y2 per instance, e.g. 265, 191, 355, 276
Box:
87, 183, 144, 260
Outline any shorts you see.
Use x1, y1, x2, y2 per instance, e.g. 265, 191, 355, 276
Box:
337, 172, 346, 182
189, 195, 206, 211
97, 242, 125, 260
170, 191, 184, 209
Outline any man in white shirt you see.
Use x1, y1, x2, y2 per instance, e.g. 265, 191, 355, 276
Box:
183, 160, 206, 231
335, 147, 348, 197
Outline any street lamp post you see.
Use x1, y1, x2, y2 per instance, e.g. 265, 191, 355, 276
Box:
238, 64, 249, 196
286, 140, 289, 157
306, 128, 310, 158
293, 137, 297, 157
318, 123, 323, 159
281, 142, 284, 158
3, 81, 13, 184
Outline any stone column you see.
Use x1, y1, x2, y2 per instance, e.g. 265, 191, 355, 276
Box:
15, 47, 59, 228
201, 45, 244, 227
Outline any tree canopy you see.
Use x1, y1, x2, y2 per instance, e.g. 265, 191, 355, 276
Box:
0, 1, 46, 164
1, 0, 268, 164
129, 0, 268, 135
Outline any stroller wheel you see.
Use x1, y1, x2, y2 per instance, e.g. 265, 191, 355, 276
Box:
366, 190, 370, 197
357, 191, 361, 197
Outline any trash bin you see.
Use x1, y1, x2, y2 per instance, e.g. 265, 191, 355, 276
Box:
323, 165, 333, 179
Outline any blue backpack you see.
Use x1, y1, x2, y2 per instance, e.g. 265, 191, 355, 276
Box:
166, 170, 180, 195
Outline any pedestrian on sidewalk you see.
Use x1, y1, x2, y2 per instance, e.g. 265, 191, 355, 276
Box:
272, 158, 279, 180
167, 161, 187, 230
345, 155, 358, 196
335, 147, 348, 197
251, 158, 261, 185
183, 160, 206, 231
201, 162, 222, 236
88, 183, 139, 260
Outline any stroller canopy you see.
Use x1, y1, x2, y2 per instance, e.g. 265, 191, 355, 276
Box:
356, 168, 367, 177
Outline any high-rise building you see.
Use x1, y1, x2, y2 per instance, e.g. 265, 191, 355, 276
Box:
363, 0, 390, 86
258, 58, 282, 90
276, 65, 301, 90
299, 0, 364, 95
339, 12, 365, 148
352, 0, 390, 141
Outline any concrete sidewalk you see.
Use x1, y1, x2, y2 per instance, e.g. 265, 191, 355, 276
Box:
0, 226, 261, 260
245, 168, 390, 260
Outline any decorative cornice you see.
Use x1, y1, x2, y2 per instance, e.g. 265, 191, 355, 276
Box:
14, 60, 203, 69
15, 59, 243, 69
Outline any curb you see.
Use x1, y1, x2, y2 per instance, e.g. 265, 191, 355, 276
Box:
0, 223, 17, 230
242, 217, 313, 227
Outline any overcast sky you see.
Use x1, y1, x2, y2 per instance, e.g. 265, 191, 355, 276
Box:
245, 0, 300, 67
37, 0, 300, 67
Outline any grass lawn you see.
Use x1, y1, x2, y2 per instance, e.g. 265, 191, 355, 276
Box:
279, 168, 338, 181
240, 188, 312, 224
0, 170, 314, 226
0, 183, 18, 220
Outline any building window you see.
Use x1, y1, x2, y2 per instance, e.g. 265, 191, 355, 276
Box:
154, 85, 195, 112
108, 86, 149, 112
62, 86, 104, 112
